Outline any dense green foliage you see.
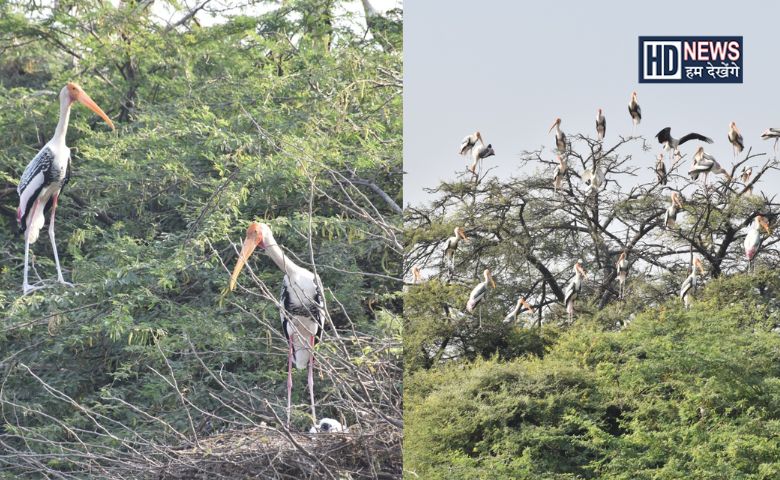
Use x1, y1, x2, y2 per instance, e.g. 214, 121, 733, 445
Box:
405, 272, 780, 479
0, 1, 401, 477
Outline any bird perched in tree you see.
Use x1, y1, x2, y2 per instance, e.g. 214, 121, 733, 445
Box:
740, 166, 753, 183
628, 91, 641, 134
655, 154, 667, 185
444, 227, 468, 271
466, 269, 496, 313
459, 131, 483, 157
689, 147, 731, 185
503, 297, 534, 325
229, 222, 325, 427
596, 108, 606, 141
548, 117, 566, 154
664, 192, 684, 229
728, 121, 744, 159
680, 257, 705, 309
16, 82, 115, 295
616, 251, 629, 300
563, 261, 587, 323
468, 143, 495, 175
553, 155, 568, 193
744, 215, 771, 272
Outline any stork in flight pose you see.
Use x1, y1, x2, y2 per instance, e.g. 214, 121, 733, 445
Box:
548, 117, 567, 154
16, 82, 114, 295
466, 268, 496, 314
596, 108, 606, 141
664, 192, 683, 229
761, 128, 780, 152
628, 91, 641, 135
615, 251, 629, 300
230, 222, 325, 427
744, 215, 771, 273
689, 146, 731, 186
728, 122, 744, 159
655, 127, 712, 161
563, 261, 587, 323
552, 155, 568, 193
459, 131, 484, 157
680, 257, 705, 309
503, 297, 534, 325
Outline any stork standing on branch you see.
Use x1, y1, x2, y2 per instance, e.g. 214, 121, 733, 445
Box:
563, 261, 587, 323
655, 154, 667, 185
680, 257, 705, 309
689, 146, 731, 185
548, 117, 566, 154
616, 251, 629, 300
761, 128, 780, 152
444, 227, 468, 272
466, 268, 496, 314
552, 155, 568, 193
468, 143, 496, 175
628, 91, 641, 135
728, 121, 744, 160
16, 82, 114, 295
656, 127, 713, 161
229, 222, 324, 427
664, 192, 683, 229
596, 108, 606, 141
744, 215, 771, 273
503, 297, 534, 325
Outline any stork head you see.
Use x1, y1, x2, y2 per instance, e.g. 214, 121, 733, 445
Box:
476, 131, 483, 143
693, 257, 705, 275
671, 191, 683, 208
411, 265, 422, 283
519, 297, 534, 313
757, 215, 771, 234
631, 91, 638, 101
62, 83, 114, 130
597, 108, 602, 116
456, 226, 468, 241
617, 251, 627, 265
575, 260, 587, 278
229, 222, 272, 291
484, 269, 496, 288
548, 117, 561, 133
730, 121, 738, 132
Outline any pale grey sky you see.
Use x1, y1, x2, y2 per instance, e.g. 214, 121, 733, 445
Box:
404, 0, 780, 206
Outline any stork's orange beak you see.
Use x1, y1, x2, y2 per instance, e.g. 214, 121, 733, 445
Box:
521, 298, 534, 313
74, 89, 114, 130
459, 229, 468, 241
761, 218, 772, 235
548, 119, 558, 133
229, 228, 262, 291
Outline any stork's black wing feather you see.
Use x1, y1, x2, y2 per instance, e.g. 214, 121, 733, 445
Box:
655, 127, 672, 144
679, 132, 713, 145
17, 146, 54, 195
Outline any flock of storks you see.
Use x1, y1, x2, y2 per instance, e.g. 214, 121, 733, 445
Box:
414, 91, 780, 326
14, 83, 344, 432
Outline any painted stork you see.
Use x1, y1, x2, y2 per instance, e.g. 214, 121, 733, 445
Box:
655, 154, 667, 185
656, 127, 712, 160
548, 117, 566, 154
229, 222, 324, 426
16, 83, 114, 295
466, 268, 496, 313
744, 215, 771, 272
563, 260, 587, 322
615, 251, 628, 299
444, 226, 468, 271
309, 418, 347, 433
761, 128, 780, 152
740, 166, 753, 184
411, 265, 422, 284
552, 155, 568, 193
468, 143, 495, 175
582, 163, 605, 192
503, 297, 534, 324
459, 131, 484, 156
680, 257, 705, 309
689, 146, 731, 185
728, 122, 744, 159
664, 192, 683, 229
628, 91, 641, 134
596, 108, 606, 141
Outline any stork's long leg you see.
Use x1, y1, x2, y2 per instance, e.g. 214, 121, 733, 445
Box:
308, 335, 316, 424
22, 199, 44, 296
287, 339, 293, 427
48, 194, 72, 286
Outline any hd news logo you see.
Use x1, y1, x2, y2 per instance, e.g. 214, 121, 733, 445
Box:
639, 36, 743, 83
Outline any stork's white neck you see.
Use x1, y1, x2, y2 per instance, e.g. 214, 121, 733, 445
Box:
264, 235, 300, 277
53, 97, 72, 145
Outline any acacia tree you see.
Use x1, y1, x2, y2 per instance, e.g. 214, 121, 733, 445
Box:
405, 132, 780, 370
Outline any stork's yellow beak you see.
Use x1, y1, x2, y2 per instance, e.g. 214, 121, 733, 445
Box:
74, 89, 115, 130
